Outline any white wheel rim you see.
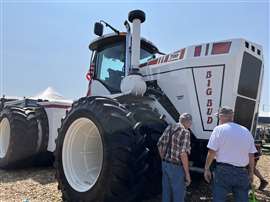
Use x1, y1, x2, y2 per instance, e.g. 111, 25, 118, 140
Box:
62, 117, 103, 192
0, 118, 11, 158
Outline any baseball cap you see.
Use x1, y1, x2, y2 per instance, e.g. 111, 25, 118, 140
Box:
215, 106, 234, 116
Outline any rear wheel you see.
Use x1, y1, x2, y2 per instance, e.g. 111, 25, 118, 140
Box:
0, 106, 49, 168
0, 107, 38, 168
55, 97, 149, 202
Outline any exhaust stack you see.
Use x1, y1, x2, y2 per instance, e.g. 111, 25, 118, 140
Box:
128, 10, 145, 71
120, 10, 146, 95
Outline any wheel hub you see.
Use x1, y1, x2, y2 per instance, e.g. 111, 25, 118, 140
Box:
0, 118, 11, 158
62, 117, 103, 192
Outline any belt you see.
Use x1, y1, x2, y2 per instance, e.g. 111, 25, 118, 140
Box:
217, 162, 247, 169
162, 159, 182, 166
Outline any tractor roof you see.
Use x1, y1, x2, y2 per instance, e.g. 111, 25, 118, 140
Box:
89, 32, 160, 54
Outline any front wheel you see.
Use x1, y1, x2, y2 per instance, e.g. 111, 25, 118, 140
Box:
55, 97, 149, 202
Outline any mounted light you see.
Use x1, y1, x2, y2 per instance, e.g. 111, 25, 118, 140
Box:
94, 22, 103, 36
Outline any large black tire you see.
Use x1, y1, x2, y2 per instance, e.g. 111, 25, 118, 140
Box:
126, 104, 168, 199
54, 96, 149, 202
0, 106, 42, 168
31, 106, 52, 167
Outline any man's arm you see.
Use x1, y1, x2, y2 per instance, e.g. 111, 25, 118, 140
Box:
204, 149, 216, 183
179, 130, 191, 186
158, 146, 165, 158
248, 153, 255, 184
157, 125, 171, 159
180, 152, 191, 186
157, 137, 165, 158
205, 149, 216, 170
204, 127, 219, 183
247, 132, 257, 184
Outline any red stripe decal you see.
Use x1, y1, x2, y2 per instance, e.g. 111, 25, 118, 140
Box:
194, 45, 202, 57
211, 42, 231, 55
148, 58, 158, 65
139, 62, 148, 68
179, 49, 185, 59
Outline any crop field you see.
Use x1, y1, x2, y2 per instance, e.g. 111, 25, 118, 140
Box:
0, 154, 269, 202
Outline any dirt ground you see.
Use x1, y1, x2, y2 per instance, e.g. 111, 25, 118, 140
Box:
0, 155, 269, 202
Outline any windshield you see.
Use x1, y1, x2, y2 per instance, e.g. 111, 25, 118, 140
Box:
95, 41, 155, 92
96, 42, 125, 92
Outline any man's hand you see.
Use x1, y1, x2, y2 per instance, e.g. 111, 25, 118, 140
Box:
185, 174, 191, 186
204, 169, 212, 183
204, 149, 216, 183
180, 152, 191, 186
249, 173, 254, 184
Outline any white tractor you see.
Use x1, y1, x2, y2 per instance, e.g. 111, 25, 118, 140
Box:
0, 10, 264, 202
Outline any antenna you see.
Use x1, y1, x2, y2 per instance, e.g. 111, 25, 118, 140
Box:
100, 20, 120, 35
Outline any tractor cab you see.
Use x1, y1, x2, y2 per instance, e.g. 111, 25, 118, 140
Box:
88, 33, 160, 94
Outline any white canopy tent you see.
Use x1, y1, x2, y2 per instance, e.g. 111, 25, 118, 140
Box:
31, 87, 73, 104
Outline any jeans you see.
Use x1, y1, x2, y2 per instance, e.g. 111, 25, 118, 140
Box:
162, 161, 186, 202
213, 164, 249, 202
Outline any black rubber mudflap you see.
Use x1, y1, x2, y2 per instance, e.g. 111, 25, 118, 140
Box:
54, 96, 149, 202
126, 104, 168, 199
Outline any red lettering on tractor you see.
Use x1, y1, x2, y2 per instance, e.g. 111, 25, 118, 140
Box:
207, 117, 213, 124
206, 71, 212, 78
207, 108, 213, 115
207, 79, 211, 87
206, 70, 213, 125
206, 88, 212, 95
207, 99, 212, 107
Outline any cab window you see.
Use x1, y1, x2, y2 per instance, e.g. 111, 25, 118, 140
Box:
96, 42, 125, 92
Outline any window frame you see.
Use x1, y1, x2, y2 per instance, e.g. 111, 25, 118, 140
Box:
92, 41, 126, 93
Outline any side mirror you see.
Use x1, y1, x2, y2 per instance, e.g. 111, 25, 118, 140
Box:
94, 22, 103, 36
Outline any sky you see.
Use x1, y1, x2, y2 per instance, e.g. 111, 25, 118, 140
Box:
0, 0, 269, 112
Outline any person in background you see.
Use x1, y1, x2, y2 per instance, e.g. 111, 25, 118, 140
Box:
204, 106, 257, 202
157, 113, 192, 202
254, 140, 268, 190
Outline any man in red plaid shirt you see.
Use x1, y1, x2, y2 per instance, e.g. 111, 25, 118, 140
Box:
157, 113, 192, 202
